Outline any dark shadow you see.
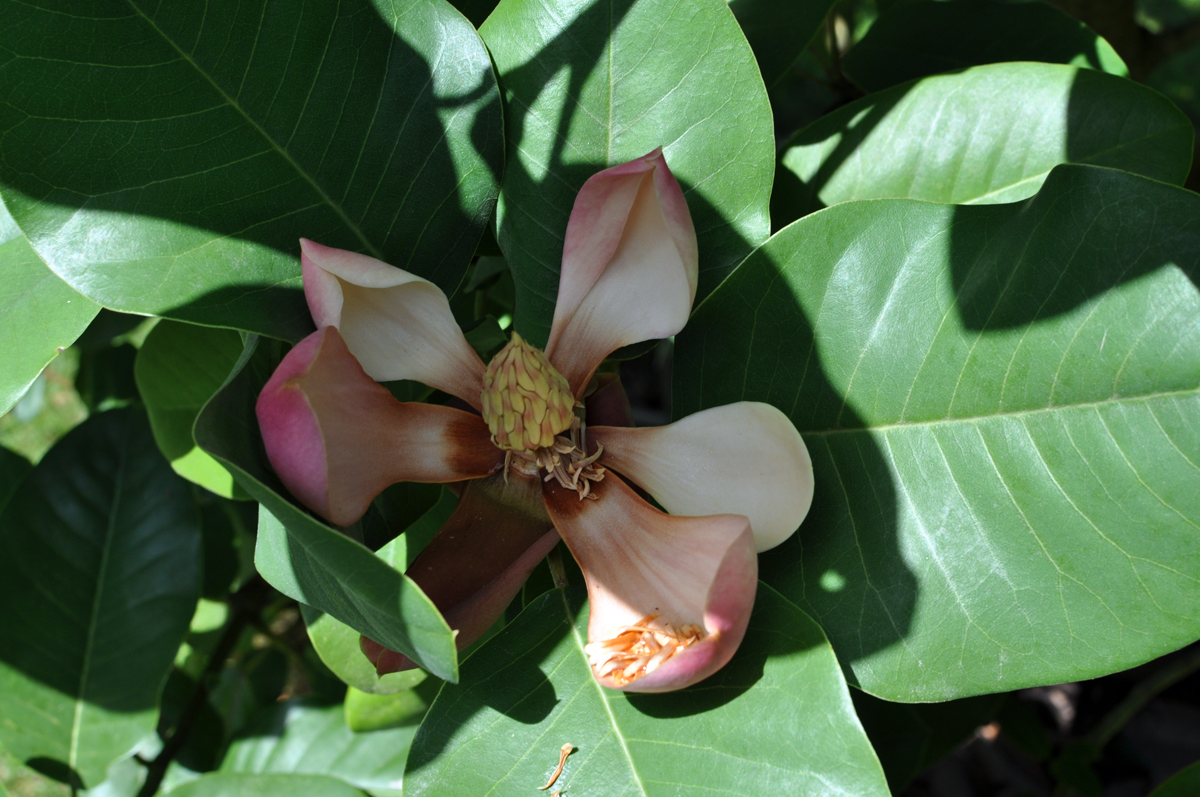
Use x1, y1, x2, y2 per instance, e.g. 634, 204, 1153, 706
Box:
0, 0, 502, 338
26, 758, 84, 790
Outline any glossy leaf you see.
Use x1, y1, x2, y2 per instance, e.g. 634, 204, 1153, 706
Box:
727, 0, 838, 87
303, 490, 456, 693
405, 583, 889, 796
0, 202, 99, 415
676, 165, 1200, 701
135, 320, 249, 498
773, 63, 1194, 225
220, 698, 412, 796
166, 773, 367, 797
0, 408, 200, 788
345, 683, 433, 732
842, 0, 1127, 93
193, 336, 458, 681
480, 0, 774, 344
0, 0, 502, 342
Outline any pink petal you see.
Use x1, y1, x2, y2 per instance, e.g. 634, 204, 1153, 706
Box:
545, 150, 698, 396
256, 326, 503, 526
543, 473, 757, 693
300, 238, 485, 409
591, 402, 813, 552
364, 472, 560, 674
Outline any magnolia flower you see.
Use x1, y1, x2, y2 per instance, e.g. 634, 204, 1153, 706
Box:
256, 149, 813, 692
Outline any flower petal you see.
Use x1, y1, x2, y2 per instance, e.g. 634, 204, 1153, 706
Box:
365, 472, 560, 674
545, 150, 698, 396
590, 402, 813, 552
543, 473, 757, 693
256, 326, 502, 526
300, 238, 485, 408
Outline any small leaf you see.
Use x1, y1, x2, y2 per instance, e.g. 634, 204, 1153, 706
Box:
677, 164, 1200, 700
480, 0, 774, 344
0, 408, 201, 788
773, 63, 1194, 225
405, 583, 889, 796
194, 336, 458, 682
842, 0, 1127, 93
221, 698, 412, 796
0, 0, 502, 341
135, 320, 250, 498
0, 203, 99, 415
344, 684, 433, 732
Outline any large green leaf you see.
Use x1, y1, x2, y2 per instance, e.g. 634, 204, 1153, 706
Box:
676, 165, 1200, 701
773, 63, 1194, 225
220, 698, 412, 796
842, 0, 1127, 93
727, 0, 838, 87
135, 320, 249, 498
193, 336, 458, 682
0, 408, 201, 788
480, 0, 774, 344
405, 583, 889, 796
0, 0, 502, 342
166, 773, 367, 797
0, 202, 99, 415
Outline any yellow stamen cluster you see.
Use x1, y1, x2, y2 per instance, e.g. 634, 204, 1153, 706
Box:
584, 613, 704, 686
482, 332, 575, 452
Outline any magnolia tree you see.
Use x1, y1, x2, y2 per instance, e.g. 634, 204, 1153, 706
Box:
0, 0, 1198, 795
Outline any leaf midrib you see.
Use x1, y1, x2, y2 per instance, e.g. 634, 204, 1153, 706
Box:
69, 419, 128, 777
798, 384, 1198, 437
124, 0, 380, 259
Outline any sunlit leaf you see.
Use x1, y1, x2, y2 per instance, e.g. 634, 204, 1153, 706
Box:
405, 584, 889, 796
677, 164, 1200, 700
0, 0, 502, 341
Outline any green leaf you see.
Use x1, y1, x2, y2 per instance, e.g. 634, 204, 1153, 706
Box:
0, 205, 99, 415
1151, 760, 1200, 797
135, 320, 250, 499
165, 773, 368, 797
727, 0, 838, 87
676, 164, 1200, 701
0, 447, 31, 514
842, 0, 1127, 94
405, 583, 889, 796
193, 336, 458, 682
0, 0, 502, 342
220, 698, 412, 797
344, 684, 432, 732
0, 408, 201, 788
303, 489, 457, 693
773, 63, 1194, 225
480, 0, 774, 345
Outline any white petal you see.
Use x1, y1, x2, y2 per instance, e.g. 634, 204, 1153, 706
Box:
300, 238, 484, 408
591, 402, 813, 551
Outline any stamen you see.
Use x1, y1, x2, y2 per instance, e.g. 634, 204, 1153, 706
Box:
584, 613, 706, 687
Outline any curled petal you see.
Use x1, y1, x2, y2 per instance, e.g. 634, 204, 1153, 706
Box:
256, 326, 502, 526
591, 403, 813, 552
367, 472, 559, 674
300, 238, 485, 409
543, 473, 757, 693
546, 150, 698, 396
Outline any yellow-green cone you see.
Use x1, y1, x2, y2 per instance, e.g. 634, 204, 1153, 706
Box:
481, 332, 575, 451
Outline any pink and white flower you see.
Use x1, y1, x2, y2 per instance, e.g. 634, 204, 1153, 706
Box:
256, 149, 813, 692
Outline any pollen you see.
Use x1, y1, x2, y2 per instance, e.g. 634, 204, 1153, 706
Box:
482, 332, 575, 452
583, 613, 704, 686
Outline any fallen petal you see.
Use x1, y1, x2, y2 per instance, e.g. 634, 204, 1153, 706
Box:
591, 402, 813, 552
300, 238, 485, 408
368, 472, 560, 674
256, 326, 502, 526
543, 473, 756, 692
546, 150, 698, 396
